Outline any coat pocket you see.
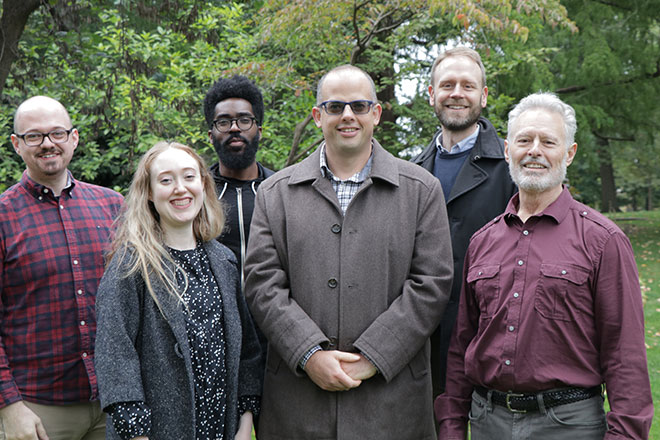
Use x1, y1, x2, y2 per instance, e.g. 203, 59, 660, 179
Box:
466, 264, 501, 317
534, 263, 590, 321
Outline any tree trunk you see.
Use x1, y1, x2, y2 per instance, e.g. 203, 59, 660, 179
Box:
0, 0, 42, 97
595, 135, 618, 212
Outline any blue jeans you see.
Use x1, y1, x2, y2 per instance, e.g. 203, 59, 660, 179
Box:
469, 389, 607, 440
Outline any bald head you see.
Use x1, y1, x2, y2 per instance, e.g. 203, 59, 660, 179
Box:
14, 96, 72, 134
316, 65, 377, 105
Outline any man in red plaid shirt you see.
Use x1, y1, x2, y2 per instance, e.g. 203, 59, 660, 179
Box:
0, 96, 123, 439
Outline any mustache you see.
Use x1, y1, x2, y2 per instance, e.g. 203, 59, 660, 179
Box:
222, 133, 248, 145
519, 156, 551, 168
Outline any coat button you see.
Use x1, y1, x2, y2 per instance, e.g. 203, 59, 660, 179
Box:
328, 278, 338, 288
331, 224, 341, 233
328, 337, 338, 349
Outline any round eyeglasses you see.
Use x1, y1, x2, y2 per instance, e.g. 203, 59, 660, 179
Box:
319, 100, 374, 115
15, 129, 73, 147
212, 117, 257, 133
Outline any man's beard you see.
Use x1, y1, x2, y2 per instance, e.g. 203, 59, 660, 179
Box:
509, 152, 568, 193
435, 99, 482, 132
213, 133, 259, 171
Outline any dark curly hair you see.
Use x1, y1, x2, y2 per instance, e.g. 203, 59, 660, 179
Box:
203, 75, 264, 129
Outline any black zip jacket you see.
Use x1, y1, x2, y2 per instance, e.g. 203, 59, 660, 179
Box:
210, 161, 275, 288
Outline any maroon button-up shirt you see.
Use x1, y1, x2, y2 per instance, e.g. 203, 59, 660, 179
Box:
0, 171, 123, 407
436, 187, 652, 440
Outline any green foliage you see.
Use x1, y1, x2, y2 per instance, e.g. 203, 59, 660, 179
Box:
1, 1, 263, 190
2, 0, 658, 212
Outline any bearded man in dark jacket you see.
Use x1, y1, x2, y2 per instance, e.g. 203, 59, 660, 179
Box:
204, 77, 273, 429
412, 47, 517, 400
204, 75, 275, 288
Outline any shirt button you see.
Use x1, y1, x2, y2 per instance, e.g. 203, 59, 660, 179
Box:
478, 271, 482, 276
73, 260, 79, 265
582, 211, 587, 216
82, 352, 88, 358
80, 321, 85, 326
561, 270, 567, 275
77, 289, 83, 295
331, 224, 341, 233
523, 230, 529, 236
38, 196, 43, 201
60, 205, 64, 210
328, 278, 338, 288
518, 260, 524, 266
513, 292, 519, 298
43, 188, 49, 193
505, 359, 511, 366
508, 326, 515, 331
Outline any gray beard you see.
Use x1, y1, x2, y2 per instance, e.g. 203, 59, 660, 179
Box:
509, 153, 568, 193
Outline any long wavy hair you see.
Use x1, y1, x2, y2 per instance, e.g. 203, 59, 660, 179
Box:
107, 141, 225, 309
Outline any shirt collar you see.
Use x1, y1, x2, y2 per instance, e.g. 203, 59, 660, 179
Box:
436, 125, 480, 155
319, 142, 373, 183
20, 170, 75, 199
504, 186, 572, 224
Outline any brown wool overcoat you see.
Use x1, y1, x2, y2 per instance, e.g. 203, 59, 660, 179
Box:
244, 140, 453, 440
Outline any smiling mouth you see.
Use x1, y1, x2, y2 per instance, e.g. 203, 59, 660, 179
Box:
171, 198, 192, 207
523, 163, 547, 170
338, 127, 358, 133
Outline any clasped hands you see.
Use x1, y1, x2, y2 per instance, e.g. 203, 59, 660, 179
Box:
304, 350, 377, 392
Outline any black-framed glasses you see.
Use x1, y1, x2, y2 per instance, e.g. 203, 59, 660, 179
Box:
212, 117, 257, 133
15, 128, 74, 147
319, 100, 374, 115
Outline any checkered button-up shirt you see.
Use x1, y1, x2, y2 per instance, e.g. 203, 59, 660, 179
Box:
0, 171, 123, 407
319, 143, 373, 214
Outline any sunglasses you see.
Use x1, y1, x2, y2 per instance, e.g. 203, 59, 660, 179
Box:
318, 100, 375, 115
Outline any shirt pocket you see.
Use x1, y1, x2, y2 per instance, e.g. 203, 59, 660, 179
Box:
534, 263, 590, 322
466, 264, 501, 317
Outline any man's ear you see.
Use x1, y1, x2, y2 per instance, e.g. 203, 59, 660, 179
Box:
312, 106, 322, 128
565, 143, 578, 167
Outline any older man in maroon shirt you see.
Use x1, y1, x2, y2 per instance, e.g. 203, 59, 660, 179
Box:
436, 92, 652, 440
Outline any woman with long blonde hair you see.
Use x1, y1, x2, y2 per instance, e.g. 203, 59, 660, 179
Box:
95, 141, 262, 440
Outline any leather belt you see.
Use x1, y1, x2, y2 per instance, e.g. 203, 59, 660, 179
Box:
475, 385, 602, 413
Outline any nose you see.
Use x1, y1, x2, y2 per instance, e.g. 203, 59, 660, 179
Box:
449, 84, 463, 98
173, 178, 185, 192
41, 134, 56, 148
340, 103, 356, 119
528, 137, 542, 155
229, 119, 241, 132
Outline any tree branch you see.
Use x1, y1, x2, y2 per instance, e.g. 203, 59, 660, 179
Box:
593, 131, 635, 142
286, 112, 314, 166
588, 0, 632, 11
0, 0, 43, 96
555, 60, 660, 94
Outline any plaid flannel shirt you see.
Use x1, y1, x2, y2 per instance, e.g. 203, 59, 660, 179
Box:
0, 171, 123, 407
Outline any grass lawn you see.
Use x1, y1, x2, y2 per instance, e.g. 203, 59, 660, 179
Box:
609, 210, 660, 439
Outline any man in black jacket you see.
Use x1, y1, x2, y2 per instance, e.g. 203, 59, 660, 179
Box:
412, 47, 517, 399
204, 75, 275, 289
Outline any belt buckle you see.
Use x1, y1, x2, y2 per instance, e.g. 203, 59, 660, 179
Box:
505, 393, 526, 413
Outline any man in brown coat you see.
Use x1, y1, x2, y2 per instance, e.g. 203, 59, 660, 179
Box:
244, 65, 453, 439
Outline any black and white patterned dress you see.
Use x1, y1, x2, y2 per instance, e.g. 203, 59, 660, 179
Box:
109, 244, 258, 440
